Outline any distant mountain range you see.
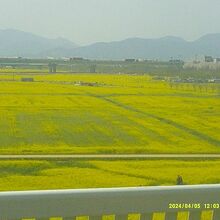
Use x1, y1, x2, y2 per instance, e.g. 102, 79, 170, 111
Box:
1, 29, 220, 60
0, 29, 77, 57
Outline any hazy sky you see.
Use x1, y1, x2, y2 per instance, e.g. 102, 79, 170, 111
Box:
0, 0, 220, 45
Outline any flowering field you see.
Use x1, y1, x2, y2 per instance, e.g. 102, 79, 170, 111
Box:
0, 159, 220, 191
0, 73, 219, 154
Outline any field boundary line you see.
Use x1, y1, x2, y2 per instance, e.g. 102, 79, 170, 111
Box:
1, 154, 220, 159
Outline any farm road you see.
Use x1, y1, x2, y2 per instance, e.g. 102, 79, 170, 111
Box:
1, 154, 220, 159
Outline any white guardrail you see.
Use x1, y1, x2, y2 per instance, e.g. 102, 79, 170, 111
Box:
0, 184, 220, 220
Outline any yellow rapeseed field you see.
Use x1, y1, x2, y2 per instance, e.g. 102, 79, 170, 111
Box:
0, 159, 220, 191
0, 73, 219, 154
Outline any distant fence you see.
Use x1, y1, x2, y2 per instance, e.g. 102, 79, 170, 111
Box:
0, 184, 220, 220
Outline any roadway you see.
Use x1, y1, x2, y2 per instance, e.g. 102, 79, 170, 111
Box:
0, 154, 220, 159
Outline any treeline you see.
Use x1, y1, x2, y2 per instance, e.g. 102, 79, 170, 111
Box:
169, 83, 220, 93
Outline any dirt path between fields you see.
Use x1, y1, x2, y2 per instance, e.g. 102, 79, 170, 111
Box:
1, 154, 220, 159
